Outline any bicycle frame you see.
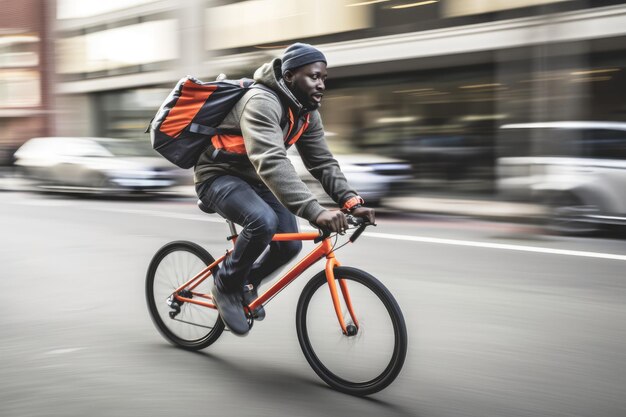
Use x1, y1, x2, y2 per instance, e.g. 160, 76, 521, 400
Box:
171, 229, 359, 334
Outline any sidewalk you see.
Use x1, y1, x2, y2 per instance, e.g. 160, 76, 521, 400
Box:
0, 176, 28, 192
0, 175, 543, 222
383, 195, 545, 222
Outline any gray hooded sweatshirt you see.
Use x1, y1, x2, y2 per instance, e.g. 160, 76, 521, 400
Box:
194, 58, 358, 223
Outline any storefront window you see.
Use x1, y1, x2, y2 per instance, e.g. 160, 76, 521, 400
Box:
320, 48, 625, 194
98, 88, 171, 138
320, 64, 499, 193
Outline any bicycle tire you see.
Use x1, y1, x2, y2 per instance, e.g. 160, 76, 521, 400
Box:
296, 266, 407, 396
146, 240, 224, 350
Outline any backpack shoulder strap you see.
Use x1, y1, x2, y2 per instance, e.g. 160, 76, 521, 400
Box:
249, 84, 289, 129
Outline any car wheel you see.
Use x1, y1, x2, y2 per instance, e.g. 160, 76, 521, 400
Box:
83, 173, 113, 194
544, 193, 600, 235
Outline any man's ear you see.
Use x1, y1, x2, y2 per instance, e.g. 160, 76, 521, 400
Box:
283, 70, 294, 83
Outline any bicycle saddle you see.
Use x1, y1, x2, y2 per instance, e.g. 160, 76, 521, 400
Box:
197, 199, 215, 214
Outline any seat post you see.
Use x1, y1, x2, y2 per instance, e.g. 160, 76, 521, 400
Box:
227, 220, 237, 236
197, 199, 238, 237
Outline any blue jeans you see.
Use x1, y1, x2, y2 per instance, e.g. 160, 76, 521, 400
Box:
196, 175, 302, 293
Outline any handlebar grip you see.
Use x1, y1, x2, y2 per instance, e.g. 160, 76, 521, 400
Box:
313, 216, 371, 243
314, 228, 332, 244
349, 224, 367, 243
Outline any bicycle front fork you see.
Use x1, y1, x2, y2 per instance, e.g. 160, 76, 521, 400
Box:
325, 255, 359, 336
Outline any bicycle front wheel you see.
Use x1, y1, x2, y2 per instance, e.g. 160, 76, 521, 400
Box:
146, 241, 224, 350
296, 267, 407, 396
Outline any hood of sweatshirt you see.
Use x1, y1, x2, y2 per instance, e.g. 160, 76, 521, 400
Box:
253, 58, 306, 114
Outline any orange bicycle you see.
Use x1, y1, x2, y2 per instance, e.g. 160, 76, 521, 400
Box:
145, 201, 408, 396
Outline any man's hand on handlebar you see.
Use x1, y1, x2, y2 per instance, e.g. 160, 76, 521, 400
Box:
315, 210, 349, 234
350, 206, 375, 226
315, 206, 375, 234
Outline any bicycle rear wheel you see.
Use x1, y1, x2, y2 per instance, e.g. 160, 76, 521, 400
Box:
146, 241, 224, 350
296, 267, 407, 396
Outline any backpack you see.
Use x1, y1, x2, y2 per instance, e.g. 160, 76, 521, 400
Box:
148, 76, 260, 169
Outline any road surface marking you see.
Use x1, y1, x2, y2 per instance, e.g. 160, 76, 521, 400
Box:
24, 203, 626, 262
364, 232, 626, 262
45, 348, 83, 355
104, 207, 626, 262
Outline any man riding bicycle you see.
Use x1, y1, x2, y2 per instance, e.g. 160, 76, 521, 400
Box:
195, 43, 375, 336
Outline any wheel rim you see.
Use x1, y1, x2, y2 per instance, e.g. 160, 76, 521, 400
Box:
149, 247, 221, 346
300, 275, 402, 389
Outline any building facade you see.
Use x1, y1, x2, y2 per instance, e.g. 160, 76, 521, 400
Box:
0, 0, 55, 166
53, 0, 626, 194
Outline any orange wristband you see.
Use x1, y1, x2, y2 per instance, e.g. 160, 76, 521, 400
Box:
343, 196, 364, 211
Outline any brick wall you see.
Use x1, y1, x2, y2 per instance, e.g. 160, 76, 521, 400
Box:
0, 0, 55, 154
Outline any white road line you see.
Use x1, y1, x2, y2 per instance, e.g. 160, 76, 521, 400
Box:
45, 348, 83, 355
33, 203, 626, 262
364, 232, 626, 262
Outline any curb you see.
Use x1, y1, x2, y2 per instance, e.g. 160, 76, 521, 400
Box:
383, 196, 545, 222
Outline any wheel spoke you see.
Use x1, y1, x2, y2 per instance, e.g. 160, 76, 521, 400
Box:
296, 267, 407, 395
146, 241, 224, 350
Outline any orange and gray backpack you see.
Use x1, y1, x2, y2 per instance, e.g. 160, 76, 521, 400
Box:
148, 76, 309, 169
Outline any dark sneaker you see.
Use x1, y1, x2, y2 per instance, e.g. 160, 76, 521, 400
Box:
211, 285, 249, 336
243, 284, 265, 321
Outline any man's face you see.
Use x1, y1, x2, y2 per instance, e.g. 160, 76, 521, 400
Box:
283, 61, 327, 110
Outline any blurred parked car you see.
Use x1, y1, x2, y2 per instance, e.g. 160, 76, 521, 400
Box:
14, 137, 190, 196
497, 121, 626, 234
288, 149, 412, 207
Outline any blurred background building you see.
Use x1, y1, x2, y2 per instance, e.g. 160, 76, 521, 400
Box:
2, 0, 626, 200
0, 0, 55, 167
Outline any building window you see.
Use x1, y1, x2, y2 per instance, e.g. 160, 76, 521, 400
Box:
0, 70, 41, 108
0, 35, 40, 68
57, 19, 178, 75
205, 0, 369, 50
57, 0, 158, 19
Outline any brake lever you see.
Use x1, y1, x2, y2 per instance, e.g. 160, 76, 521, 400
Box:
346, 215, 374, 243
346, 215, 362, 226
313, 216, 374, 244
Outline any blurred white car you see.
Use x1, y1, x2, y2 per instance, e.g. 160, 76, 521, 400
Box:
497, 121, 626, 233
14, 137, 190, 196
288, 149, 412, 207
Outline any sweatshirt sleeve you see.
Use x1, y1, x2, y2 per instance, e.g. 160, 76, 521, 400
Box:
239, 93, 326, 223
295, 111, 359, 207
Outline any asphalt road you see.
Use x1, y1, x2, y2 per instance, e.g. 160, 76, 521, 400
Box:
1, 191, 625, 417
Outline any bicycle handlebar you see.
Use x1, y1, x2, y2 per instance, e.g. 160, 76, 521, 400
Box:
313, 215, 373, 244
347, 215, 365, 226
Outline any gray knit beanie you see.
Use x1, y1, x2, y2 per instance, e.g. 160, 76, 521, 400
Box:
281, 43, 327, 74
